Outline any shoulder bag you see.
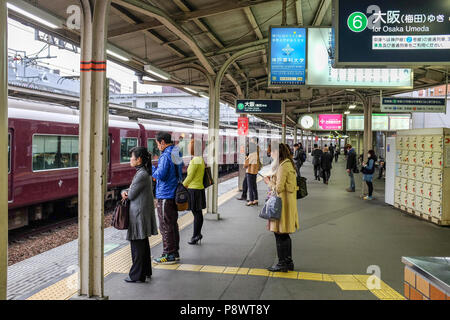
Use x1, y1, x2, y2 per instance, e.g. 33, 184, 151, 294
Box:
259, 194, 282, 220
112, 199, 129, 230
203, 163, 214, 189
175, 164, 190, 211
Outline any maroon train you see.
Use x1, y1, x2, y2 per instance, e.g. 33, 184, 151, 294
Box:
8, 98, 284, 230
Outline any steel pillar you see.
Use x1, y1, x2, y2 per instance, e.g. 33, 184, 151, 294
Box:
281, 104, 286, 143
362, 96, 373, 196
0, 0, 8, 301
78, 0, 111, 299
293, 126, 298, 144
212, 44, 266, 216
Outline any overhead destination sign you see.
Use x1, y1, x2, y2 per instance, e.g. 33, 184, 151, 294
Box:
268, 27, 306, 86
235, 99, 282, 114
381, 97, 446, 113
306, 28, 413, 88
346, 114, 411, 131
333, 0, 450, 66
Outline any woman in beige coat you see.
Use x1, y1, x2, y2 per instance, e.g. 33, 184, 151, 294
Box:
264, 143, 299, 272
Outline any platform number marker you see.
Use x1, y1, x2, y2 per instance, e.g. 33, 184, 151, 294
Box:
347, 12, 368, 32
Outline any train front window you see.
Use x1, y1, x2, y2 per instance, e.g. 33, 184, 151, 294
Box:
32, 135, 79, 171
120, 137, 138, 163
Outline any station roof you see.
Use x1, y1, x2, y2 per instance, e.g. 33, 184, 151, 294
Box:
7, 0, 449, 128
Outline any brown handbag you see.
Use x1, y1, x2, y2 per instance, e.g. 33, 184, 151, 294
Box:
112, 199, 129, 230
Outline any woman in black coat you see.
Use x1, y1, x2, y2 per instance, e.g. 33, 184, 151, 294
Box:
320, 147, 333, 184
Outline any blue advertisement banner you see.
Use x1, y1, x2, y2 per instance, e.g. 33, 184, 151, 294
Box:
269, 27, 306, 86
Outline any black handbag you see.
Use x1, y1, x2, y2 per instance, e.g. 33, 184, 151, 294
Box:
203, 165, 214, 188
175, 164, 190, 211
112, 199, 129, 230
352, 166, 360, 174
294, 167, 307, 199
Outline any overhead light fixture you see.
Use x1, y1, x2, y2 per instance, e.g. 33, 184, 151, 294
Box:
344, 111, 350, 115
200, 94, 209, 99
106, 49, 130, 62
7, 2, 60, 29
184, 87, 198, 94
349, 104, 356, 109
144, 64, 171, 81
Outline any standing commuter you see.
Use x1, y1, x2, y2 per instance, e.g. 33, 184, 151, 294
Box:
244, 142, 261, 206
335, 145, 340, 162
362, 150, 377, 200
264, 143, 299, 272
346, 144, 357, 192
329, 144, 335, 160
311, 144, 323, 181
121, 147, 158, 283
152, 132, 183, 264
321, 147, 333, 184
237, 147, 249, 201
378, 158, 386, 179
183, 139, 206, 245
293, 144, 301, 172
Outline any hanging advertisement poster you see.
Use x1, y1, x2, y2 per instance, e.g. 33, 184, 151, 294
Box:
306, 28, 413, 88
333, 0, 450, 66
268, 27, 306, 86
318, 114, 343, 130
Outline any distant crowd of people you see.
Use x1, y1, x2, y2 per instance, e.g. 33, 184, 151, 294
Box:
310, 143, 339, 184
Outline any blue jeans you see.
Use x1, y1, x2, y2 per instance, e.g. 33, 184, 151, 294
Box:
348, 171, 355, 190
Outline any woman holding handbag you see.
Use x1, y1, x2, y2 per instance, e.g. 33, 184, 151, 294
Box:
183, 139, 206, 245
264, 143, 299, 272
121, 146, 158, 283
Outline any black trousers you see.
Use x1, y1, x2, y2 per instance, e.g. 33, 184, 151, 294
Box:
313, 164, 321, 179
274, 233, 292, 262
129, 238, 151, 281
322, 169, 331, 183
247, 173, 258, 201
192, 209, 203, 238
335, 153, 339, 162
366, 181, 373, 197
241, 175, 248, 198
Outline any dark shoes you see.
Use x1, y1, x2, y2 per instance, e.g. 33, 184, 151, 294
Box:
267, 260, 289, 273
188, 234, 203, 245
124, 277, 145, 283
346, 188, 355, 192
236, 196, 247, 201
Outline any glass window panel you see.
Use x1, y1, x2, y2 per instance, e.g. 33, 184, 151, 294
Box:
32, 135, 45, 171
60, 137, 72, 168
8, 133, 11, 173
44, 136, 58, 169
121, 138, 138, 163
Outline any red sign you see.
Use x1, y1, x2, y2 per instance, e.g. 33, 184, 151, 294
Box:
238, 117, 249, 136
315, 136, 319, 142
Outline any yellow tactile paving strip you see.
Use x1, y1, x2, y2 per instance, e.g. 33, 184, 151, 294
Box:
26, 180, 405, 301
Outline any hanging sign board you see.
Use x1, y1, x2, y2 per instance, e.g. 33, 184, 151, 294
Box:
381, 97, 446, 113
346, 114, 410, 131
235, 99, 282, 114
237, 117, 249, 136
333, 0, 450, 66
306, 28, 413, 88
298, 114, 343, 131
268, 26, 306, 86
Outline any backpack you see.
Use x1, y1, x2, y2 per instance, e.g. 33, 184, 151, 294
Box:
300, 151, 306, 163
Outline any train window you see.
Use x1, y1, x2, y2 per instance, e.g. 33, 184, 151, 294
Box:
223, 138, 228, 153
177, 134, 190, 157
120, 137, 138, 163
32, 135, 79, 171
147, 139, 160, 159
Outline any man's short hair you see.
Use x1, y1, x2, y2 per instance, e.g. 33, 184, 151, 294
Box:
156, 131, 172, 144
314, 144, 318, 148
294, 143, 299, 147
346, 144, 352, 149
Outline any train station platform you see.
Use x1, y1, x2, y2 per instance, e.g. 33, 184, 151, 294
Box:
12, 160, 450, 300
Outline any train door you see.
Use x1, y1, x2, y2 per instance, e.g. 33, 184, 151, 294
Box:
107, 134, 112, 184
8, 130, 13, 202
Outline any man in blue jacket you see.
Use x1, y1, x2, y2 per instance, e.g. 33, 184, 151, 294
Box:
152, 131, 183, 264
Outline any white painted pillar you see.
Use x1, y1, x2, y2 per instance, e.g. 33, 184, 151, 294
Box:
78, 0, 111, 299
0, 0, 8, 301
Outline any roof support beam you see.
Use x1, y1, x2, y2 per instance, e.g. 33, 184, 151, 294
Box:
312, 0, 331, 26
108, 21, 162, 38
296, 0, 303, 25
243, 6, 268, 74
113, 0, 215, 75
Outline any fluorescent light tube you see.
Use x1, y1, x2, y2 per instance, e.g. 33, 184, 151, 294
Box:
349, 104, 356, 109
146, 69, 169, 80
106, 49, 130, 62
184, 87, 198, 94
7, 2, 59, 29
200, 94, 209, 99
344, 111, 350, 114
